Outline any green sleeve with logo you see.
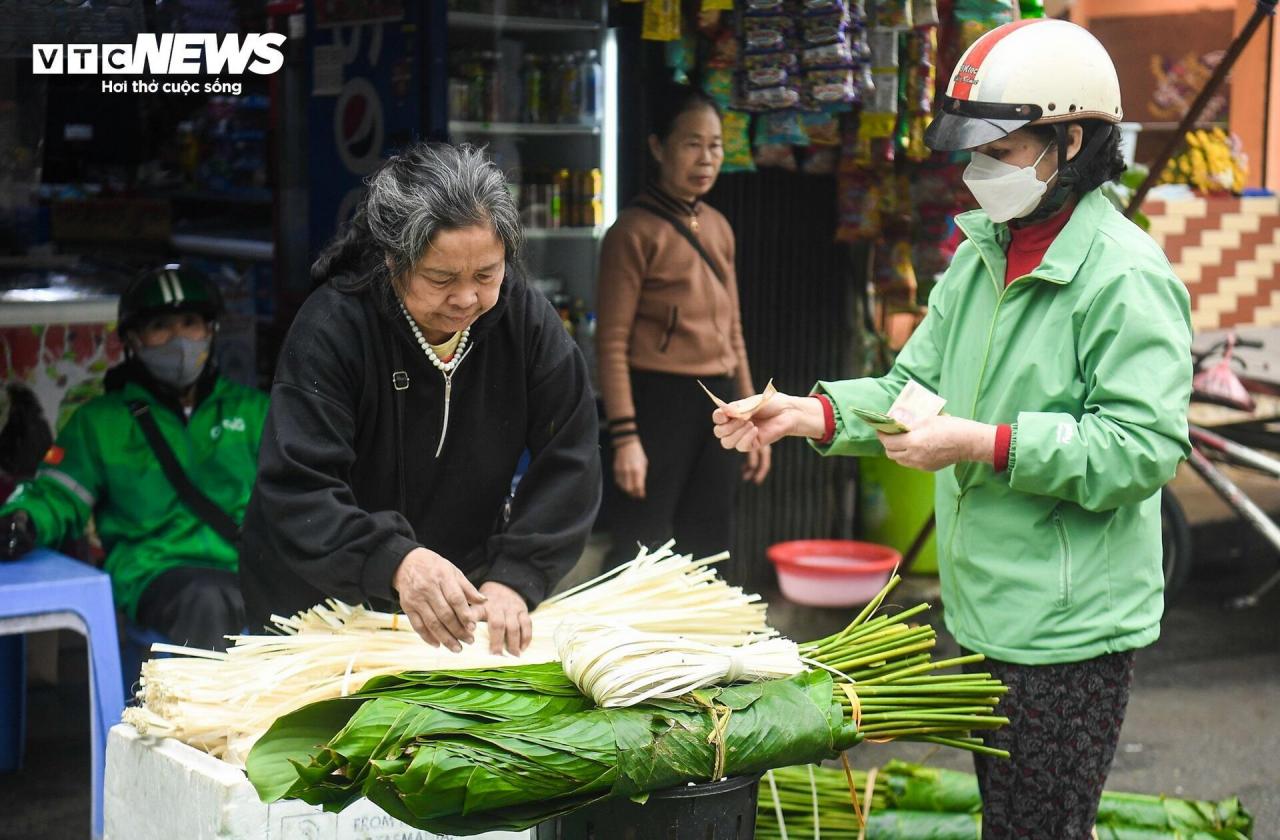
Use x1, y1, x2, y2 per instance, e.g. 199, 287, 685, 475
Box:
1, 378, 269, 617
1008, 267, 1193, 512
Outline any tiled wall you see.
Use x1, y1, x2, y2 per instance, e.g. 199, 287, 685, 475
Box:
1146, 196, 1280, 332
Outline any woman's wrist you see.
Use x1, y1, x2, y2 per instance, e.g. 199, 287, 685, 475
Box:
970, 421, 998, 465
792, 395, 829, 440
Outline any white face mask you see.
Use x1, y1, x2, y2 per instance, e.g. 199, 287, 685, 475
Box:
962, 143, 1056, 223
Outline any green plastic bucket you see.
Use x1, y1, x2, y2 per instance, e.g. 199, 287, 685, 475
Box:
860, 456, 938, 574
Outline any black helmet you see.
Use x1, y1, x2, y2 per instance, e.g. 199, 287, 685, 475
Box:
118, 265, 223, 336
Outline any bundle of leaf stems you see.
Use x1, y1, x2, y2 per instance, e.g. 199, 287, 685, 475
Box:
801, 576, 1009, 758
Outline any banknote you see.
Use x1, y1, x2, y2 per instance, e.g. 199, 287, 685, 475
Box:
888, 379, 947, 427
699, 378, 777, 419
848, 406, 911, 434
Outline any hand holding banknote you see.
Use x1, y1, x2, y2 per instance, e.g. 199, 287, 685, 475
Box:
877, 415, 998, 472
869, 380, 997, 471
709, 382, 827, 453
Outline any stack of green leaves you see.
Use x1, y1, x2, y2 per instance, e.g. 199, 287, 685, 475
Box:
246, 577, 1010, 834
756, 762, 1254, 840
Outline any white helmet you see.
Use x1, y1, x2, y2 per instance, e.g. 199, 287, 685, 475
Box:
926, 18, 1123, 152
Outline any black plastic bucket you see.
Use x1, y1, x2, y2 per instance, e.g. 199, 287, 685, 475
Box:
534, 774, 761, 840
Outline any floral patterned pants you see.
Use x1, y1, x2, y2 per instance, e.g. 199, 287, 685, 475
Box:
964, 650, 1137, 839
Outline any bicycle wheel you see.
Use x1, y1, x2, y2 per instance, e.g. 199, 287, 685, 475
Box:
1161, 487, 1193, 603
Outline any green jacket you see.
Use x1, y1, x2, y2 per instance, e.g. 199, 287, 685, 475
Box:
815, 189, 1192, 665
1, 370, 268, 618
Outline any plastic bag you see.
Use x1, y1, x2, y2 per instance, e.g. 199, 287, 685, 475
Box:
1193, 335, 1257, 412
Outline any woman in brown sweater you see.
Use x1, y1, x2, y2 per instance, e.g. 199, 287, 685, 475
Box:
596, 83, 770, 569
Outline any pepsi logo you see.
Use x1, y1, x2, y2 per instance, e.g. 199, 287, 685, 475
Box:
334, 77, 384, 175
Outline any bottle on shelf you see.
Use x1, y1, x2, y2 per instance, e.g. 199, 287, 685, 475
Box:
466, 52, 487, 122
584, 168, 603, 227
579, 49, 602, 125
557, 53, 580, 124
482, 51, 502, 123
514, 167, 605, 230
522, 167, 546, 229
552, 168, 573, 229
522, 53, 543, 124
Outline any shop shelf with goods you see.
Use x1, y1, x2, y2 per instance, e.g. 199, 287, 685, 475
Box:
445, 1, 618, 323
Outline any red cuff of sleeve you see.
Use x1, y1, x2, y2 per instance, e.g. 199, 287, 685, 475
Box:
994, 423, 1012, 472
814, 394, 836, 446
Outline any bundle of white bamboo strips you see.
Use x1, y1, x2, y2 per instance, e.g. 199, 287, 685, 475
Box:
123, 542, 773, 765
557, 619, 803, 708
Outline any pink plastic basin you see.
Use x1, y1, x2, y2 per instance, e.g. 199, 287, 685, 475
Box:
767, 540, 901, 607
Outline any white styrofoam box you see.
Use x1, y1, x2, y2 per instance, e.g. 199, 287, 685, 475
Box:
105, 724, 534, 840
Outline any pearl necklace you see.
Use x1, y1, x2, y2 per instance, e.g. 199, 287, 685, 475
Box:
400, 301, 470, 372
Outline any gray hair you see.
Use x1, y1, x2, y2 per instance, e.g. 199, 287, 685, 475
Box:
313, 142, 522, 298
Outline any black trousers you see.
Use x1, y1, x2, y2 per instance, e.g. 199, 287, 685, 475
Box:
603, 372, 740, 569
964, 650, 1137, 839
136, 566, 246, 652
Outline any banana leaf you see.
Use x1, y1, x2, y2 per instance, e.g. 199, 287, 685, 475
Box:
246, 663, 594, 803
878, 760, 982, 813
248, 665, 859, 835
878, 761, 1253, 836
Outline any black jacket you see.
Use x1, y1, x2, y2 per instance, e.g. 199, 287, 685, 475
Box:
239, 271, 601, 628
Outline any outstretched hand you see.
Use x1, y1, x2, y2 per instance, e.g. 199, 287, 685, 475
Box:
712, 392, 827, 452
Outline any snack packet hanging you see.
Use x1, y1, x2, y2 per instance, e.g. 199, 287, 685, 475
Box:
870, 0, 912, 28
743, 16, 793, 54
802, 0, 848, 14
702, 67, 736, 108
744, 85, 803, 110
803, 111, 842, 146
806, 68, 859, 105
642, 0, 681, 41
803, 11, 851, 47
721, 110, 757, 172
744, 0, 788, 13
803, 41, 856, 69
758, 111, 809, 146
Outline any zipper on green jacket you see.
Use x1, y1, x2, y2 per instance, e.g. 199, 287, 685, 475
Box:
1052, 509, 1073, 607
946, 490, 965, 564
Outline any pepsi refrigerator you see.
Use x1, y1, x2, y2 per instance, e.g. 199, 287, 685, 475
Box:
270, 0, 619, 332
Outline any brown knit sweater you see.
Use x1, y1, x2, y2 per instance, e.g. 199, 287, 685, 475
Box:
596, 187, 755, 426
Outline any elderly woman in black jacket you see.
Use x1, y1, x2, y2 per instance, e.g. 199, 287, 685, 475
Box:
240, 142, 601, 656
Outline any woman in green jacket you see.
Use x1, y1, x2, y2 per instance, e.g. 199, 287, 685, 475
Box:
713, 20, 1191, 840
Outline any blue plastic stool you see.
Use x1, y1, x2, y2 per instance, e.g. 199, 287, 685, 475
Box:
0, 634, 25, 772
0, 548, 124, 839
